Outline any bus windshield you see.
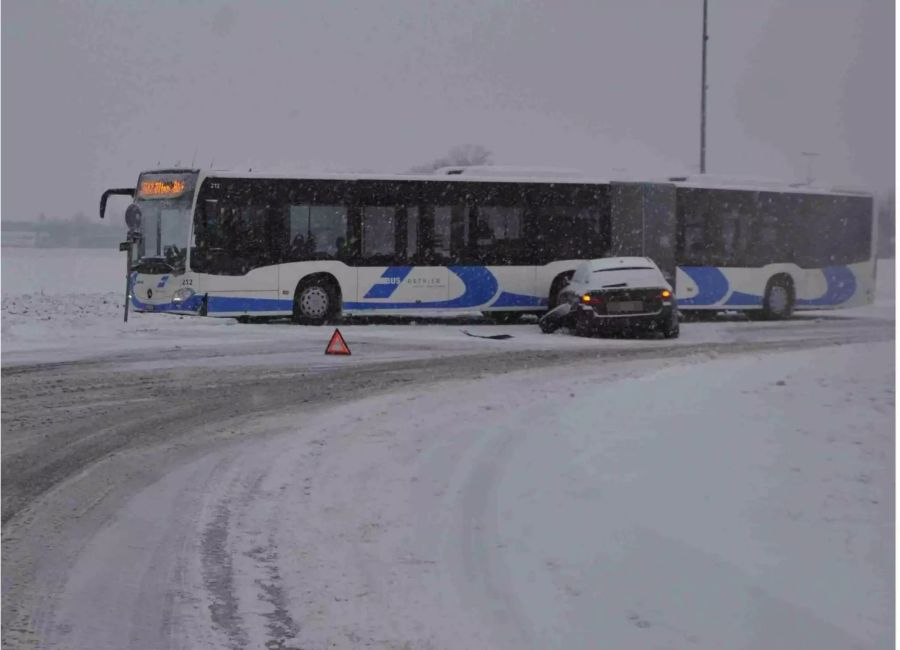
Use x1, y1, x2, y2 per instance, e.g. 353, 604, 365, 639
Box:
133, 172, 197, 272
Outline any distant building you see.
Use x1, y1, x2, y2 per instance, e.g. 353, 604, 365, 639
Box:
1, 221, 124, 248
2, 230, 37, 247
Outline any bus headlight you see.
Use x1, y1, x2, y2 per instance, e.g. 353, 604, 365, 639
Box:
173, 287, 195, 304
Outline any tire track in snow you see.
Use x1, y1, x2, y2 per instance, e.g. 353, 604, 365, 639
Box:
200, 502, 249, 650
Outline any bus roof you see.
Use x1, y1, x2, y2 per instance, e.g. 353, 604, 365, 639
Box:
664, 174, 871, 197
433, 165, 589, 179
145, 167, 611, 186
138, 168, 871, 197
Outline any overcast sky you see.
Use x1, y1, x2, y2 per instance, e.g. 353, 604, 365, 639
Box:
2, 0, 894, 220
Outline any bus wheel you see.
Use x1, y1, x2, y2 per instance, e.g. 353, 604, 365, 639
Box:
761, 276, 794, 320
482, 311, 522, 324
293, 277, 339, 324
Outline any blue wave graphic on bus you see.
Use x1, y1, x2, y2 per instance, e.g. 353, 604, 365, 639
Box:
795, 266, 856, 306
345, 266, 499, 310
678, 267, 730, 306
682, 265, 857, 307
363, 266, 414, 299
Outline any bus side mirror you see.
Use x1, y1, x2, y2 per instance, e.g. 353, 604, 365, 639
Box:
99, 187, 135, 219
125, 203, 142, 231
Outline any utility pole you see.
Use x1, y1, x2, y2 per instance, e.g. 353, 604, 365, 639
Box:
700, 0, 708, 174
801, 152, 819, 185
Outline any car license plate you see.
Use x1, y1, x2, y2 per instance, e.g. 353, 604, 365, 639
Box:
608, 300, 643, 313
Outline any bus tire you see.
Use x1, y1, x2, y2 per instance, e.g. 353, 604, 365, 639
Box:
548, 271, 575, 310
293, 275, 340, 324
761, 275, 794, 320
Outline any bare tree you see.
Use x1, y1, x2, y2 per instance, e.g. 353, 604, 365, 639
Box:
409, 144, 493, 174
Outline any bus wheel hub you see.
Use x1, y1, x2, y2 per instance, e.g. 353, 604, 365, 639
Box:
300, 287, 329, 317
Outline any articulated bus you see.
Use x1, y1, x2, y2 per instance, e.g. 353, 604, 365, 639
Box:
100, 168, 875, 322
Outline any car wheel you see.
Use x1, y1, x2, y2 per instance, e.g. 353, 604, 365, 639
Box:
661, 313, 680, 338
761, 276, 794, 320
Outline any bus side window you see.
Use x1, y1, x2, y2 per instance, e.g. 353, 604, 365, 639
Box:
361, 206, 397, 264
473, 206, 525, 264
428, 206, 453, 264
191, 199, 218, 272
311, 206, 348, 259
288, 205, 311, 260
288, 204, 348, 261
750, 193, 794, 266
405, 206, 419, 261
707, 190, 752, 267
677, 191, 708, 266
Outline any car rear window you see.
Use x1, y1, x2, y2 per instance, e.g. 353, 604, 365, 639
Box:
587, 268, 663, 288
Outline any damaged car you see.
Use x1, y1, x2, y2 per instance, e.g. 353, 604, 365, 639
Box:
539, 257, 679, 338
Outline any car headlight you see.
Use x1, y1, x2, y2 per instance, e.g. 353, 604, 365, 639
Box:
172, 287, 195, 304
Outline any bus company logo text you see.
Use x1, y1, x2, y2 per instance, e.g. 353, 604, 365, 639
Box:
378, 277, 444, 287
406, 277, 445, 287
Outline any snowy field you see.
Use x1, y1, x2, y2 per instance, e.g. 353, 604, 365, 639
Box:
1, 247, 895, 649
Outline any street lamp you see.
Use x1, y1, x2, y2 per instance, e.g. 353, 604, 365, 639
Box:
700, 0, 708, 174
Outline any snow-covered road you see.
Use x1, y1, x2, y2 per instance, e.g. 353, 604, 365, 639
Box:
4, 342, 892, 649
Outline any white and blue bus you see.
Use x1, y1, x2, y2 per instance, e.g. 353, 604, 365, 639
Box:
99, 168, 875, 322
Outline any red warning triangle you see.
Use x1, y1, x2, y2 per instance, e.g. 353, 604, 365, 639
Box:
325, 328, 351, 356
